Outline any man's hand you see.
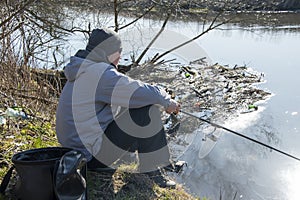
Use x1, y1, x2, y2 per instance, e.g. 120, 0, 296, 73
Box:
166, 99, 181, 114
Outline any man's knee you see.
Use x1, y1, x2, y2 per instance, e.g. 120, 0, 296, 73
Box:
129, 105, 162, 127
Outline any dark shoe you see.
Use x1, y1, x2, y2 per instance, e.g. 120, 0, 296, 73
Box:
163, 160, 187, 173
88, 167, 116, 173
87, 158, 116, 173
145, 170, 176, 188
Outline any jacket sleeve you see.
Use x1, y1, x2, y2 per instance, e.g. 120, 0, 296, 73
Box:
95, 67, 171, 108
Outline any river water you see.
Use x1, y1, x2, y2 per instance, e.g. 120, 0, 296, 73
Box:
165, 18, 300, 200
64, 12, 300, 200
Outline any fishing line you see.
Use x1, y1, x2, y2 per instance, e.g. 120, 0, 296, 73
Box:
180, 110, 300, 162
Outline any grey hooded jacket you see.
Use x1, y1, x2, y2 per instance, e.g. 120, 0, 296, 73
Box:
56, 55, 172, 160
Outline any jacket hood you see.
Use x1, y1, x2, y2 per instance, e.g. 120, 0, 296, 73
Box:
64, 49, 112, 82
64, 55, 97, 82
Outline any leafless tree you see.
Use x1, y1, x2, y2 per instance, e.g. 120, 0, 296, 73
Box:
0, 0, 74, 118
128, 0, 243, 66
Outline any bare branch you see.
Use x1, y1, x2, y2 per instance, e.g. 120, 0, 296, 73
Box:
151, 11, 231, 64
24, 8, 90, 35
0, 22, 23, 40
134, 13, 171, 66
0, 0, 35, 28
118, 4, 156, 31
114, 0, 119, 32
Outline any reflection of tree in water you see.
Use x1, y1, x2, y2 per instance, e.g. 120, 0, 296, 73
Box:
248, 114, 281, 158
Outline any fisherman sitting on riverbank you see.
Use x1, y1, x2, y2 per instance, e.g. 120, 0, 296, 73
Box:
55, 28, 182, 188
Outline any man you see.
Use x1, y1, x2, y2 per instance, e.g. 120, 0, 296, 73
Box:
56, 28, 181, 188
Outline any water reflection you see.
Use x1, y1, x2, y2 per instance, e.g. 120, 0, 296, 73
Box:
177, 104, 287, 199
153, 16, 300, 199
282, 164, 300, 200
179, 20, 300, 200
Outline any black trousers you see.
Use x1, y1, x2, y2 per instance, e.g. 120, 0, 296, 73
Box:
88, 105, 171, 173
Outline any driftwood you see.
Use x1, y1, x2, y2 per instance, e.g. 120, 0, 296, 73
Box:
128, 60, 271, 137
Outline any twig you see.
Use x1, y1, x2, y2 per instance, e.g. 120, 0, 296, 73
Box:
233, 191, 238, 200
134, 13, 170, 66
118, 5, 156, 31
0, 0, 35, 28
15, 93, 57, 105
151, 11, 231, 64
114, 0, 119, 32
24, 8, 89, 35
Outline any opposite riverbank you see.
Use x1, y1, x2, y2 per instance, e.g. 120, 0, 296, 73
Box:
59, 0, 300, 12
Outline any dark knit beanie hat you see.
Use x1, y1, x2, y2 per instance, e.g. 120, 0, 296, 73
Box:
86, 28, 122, 56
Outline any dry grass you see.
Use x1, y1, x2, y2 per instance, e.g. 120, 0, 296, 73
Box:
87, 164, 199, 200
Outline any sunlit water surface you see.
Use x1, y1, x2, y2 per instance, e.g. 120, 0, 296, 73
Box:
168, 20, 300, 200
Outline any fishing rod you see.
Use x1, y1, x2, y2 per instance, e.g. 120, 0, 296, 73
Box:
180, 110, 300, 162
